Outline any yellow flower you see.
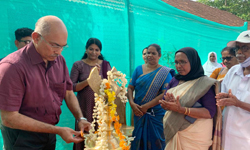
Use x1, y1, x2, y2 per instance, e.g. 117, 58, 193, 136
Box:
105, 90, 116, 103
85, 69, 130, 149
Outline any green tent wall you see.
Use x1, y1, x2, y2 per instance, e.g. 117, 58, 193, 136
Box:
0, 0, 247, 149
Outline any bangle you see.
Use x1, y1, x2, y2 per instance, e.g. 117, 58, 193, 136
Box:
77, 117, 87, 123
184, 107, 187, 115
188, 108, 191, 115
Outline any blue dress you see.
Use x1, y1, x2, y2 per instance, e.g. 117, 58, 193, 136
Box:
129, 65, 173, 150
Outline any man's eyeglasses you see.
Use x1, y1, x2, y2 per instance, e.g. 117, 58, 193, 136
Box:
174, 61, 188, 66
19, 40, 31, 44
38, 33, 68, 50
235, 45, 250, 53
220, 56, 234, 61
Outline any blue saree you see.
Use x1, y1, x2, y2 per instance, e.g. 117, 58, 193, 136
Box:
130, 65, 173, 150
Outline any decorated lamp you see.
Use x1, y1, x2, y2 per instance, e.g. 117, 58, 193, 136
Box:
84, 67, 134, 150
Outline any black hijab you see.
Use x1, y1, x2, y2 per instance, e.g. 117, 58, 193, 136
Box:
175, 47, 204, 81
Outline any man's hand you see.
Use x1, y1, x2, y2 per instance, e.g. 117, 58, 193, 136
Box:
215, 92, 229, 100
78, 119, 91, 136
58, 127, 85, 143
216, 89, 240, 107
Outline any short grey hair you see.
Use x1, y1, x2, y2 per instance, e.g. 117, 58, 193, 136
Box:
34, 17, 50, 36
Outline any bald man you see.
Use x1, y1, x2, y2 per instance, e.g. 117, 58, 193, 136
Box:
0, 16, 91, 150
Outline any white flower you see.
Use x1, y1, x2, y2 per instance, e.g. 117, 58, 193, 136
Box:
85, 67, 130, 149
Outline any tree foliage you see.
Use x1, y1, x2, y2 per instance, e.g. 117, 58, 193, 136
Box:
198, 0, 250, 21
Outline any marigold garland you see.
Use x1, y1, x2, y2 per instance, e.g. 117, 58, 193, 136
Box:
84, 68, 134, 150
112, 116, 130, 150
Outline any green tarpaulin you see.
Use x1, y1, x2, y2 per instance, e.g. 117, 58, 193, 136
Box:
0, 0, 247, 149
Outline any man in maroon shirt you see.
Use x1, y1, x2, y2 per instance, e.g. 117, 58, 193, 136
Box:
0, 15, 91, 150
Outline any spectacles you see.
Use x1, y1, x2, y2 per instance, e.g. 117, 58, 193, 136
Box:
38, 33, 68, 50
19, 40, 31, 44
174, 61, 188, 66
235, 45, 250, 53
220, 56, 234, 61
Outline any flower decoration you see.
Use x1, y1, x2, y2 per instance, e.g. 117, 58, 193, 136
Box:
84, 67, 133, 150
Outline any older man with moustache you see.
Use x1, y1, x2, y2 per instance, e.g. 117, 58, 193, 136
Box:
0, 16, 91, 150
216, 30, 250, 150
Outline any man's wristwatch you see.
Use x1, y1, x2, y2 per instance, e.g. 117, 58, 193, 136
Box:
77, 117, 87, 123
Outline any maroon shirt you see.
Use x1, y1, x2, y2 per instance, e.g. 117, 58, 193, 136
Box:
0, 42, 73, 125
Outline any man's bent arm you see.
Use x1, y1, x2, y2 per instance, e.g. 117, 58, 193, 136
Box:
64, 90, 83, 120
1, 110, 61, 134
1, 110, 84, 143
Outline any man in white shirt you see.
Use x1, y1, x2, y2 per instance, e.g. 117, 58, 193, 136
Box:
216, 30, 250, 150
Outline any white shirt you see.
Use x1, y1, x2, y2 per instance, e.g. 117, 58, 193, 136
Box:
221, 64, 250, 150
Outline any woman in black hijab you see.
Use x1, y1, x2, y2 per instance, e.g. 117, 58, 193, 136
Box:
174, 47, 204, 81
159, 47, 218, 150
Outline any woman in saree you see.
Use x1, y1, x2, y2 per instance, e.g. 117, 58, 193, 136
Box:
210, 47, 238, 82
159, 47, 218, 150
127, 44, 175, 150
70, 38, 112, 150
